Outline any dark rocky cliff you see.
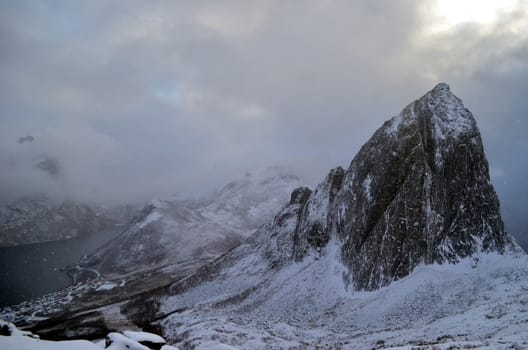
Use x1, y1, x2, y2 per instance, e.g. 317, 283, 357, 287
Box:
292, 83, 512, 290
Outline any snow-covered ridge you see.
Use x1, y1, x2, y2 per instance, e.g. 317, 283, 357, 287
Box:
385, 83, 475, 141
427, 82, 476, 140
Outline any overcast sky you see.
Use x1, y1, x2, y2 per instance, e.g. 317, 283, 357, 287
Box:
0, 1, 527, 241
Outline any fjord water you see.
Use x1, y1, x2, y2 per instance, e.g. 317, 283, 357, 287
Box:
0, 227, 122, 307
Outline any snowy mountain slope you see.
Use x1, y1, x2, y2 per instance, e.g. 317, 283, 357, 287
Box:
137, 83, 527, 348
4, 250, 528, 349
0, 195, 133, 246
78, 167, 303, 276
157, 251, 528, 349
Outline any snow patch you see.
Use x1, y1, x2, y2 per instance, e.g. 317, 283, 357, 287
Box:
362, 174, 373, 202
135, 211, 162, 229
122, 330, 166, 344
95, 282, 118, 291
0, 320, 178, 350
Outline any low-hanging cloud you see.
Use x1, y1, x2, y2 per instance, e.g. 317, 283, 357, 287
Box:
0, 0, 527, 243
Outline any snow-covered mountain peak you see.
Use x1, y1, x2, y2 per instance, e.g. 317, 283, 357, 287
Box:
205, 166, 303, 229
216, 166, 301, 195
387, 82, 475, 143
427, 82, 475, 138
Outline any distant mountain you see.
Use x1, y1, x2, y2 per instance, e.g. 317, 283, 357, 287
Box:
77, 167, 303, 277
0, 195, 135, 247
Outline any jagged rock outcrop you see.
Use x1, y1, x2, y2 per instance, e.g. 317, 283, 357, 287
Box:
293, 167, 344, 260
291, 83, 512, 289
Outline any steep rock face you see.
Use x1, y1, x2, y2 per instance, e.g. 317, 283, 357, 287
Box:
292, 83, 512, 290
293, 167, 344, 260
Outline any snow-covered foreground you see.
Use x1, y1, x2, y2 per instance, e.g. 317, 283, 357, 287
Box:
2, 252, 528, 350
157, 250, 528, 349
0, 320, 179, 350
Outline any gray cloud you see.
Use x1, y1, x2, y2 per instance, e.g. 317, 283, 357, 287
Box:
18, 135, 34, 144
0, 1, 527, 243
34, 155, 60, 177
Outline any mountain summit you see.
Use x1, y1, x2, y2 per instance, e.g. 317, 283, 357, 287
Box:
292, 82, 513, 290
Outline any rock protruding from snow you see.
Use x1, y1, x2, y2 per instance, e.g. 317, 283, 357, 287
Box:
289, 187, 312, 205
293, 166, 344, 260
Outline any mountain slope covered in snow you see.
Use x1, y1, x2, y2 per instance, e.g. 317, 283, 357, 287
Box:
78, 167, 303, 277
142, 83, 526, 348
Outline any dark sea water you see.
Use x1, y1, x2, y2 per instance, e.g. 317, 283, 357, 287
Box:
0, 228, 122, 307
